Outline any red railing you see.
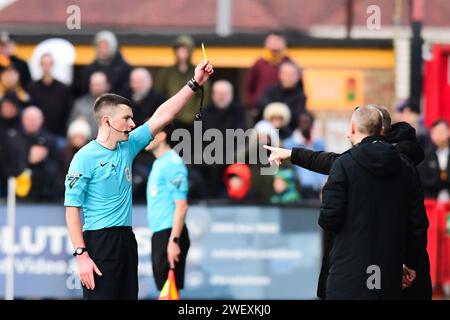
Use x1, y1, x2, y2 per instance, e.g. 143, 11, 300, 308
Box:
424, 199, 450, 296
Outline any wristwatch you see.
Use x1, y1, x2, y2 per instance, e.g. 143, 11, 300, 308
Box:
187, 77, 201, 92
73, 247, 87, 256
172, 237, 180, 244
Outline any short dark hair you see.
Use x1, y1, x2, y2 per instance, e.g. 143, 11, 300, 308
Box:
431, 118, 449, 129
93, 93, 132, 124
160, 123, 176, 147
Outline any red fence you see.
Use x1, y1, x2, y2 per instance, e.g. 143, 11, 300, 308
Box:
424, 199, 450, 296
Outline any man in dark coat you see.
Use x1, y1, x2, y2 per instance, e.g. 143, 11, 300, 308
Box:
28, 53, 73, 137
417, 119, 450, 199
19, 106, 63, 200
265, 105, 431, 299
202, 80, 246, 198
317, 105, 428, 299
82, 30, 132, 96
256, 61, 306, 132
124, 68, 166, 127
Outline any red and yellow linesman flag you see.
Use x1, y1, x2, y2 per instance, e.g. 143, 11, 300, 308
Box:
158, 269, 179, 300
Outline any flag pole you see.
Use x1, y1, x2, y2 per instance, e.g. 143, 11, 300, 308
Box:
5, 177, 16, 300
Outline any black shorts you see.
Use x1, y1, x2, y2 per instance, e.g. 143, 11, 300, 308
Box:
83, 226, 138, 300
151, 226, 190, 291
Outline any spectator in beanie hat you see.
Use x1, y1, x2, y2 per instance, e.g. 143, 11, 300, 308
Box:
63, 118, 92, 174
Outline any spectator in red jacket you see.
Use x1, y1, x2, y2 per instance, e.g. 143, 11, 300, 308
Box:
244, 31, 293, 115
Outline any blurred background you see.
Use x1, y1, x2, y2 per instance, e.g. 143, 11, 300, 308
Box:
0, 0, 450, 299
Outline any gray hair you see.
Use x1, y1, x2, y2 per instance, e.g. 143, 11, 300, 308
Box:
365, 104, 391, 133
352, 105, 384, 136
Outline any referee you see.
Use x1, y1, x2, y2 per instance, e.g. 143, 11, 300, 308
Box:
145, 124, 190, 293
64, 60, 213, 300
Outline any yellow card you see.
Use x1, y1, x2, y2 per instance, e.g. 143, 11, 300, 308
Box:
201, 43, 207, 60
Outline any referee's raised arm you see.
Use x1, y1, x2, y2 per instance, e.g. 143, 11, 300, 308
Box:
147, 59, 213, 136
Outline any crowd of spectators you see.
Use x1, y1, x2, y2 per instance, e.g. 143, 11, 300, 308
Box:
0, 30, 331, 204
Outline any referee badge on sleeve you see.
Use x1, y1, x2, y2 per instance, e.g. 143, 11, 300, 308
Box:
170, 176, 183, 190
67, 173, 82, 189
125, 166, 132, 182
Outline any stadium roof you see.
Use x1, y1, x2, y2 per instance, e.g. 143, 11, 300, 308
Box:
0, 0, 449, 46
1, 0, 449, 33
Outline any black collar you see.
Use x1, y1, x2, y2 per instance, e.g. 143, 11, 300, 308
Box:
360, 135, 386, 145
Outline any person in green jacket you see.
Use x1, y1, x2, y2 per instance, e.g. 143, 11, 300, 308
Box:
155, 35, 210, 129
